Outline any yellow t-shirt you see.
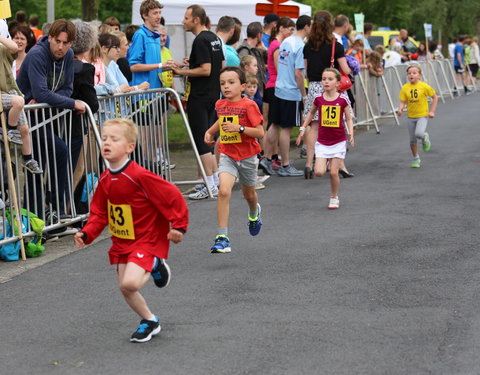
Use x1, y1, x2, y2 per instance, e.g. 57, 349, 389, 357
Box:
160, 47, 174, 88
399, 81, 436, 118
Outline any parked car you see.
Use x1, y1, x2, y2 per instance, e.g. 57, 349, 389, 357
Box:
368, 30, 419, 53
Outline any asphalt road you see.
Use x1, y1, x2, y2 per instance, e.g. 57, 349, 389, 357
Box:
1, 92, 480, 375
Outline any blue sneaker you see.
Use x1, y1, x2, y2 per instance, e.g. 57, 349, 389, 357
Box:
211, 235, 231, 254
130, 318, 161, 343
151, 258, 171, 288
248, 203, 262, 236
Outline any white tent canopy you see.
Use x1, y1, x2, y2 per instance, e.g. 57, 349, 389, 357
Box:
132, 0, 312, 26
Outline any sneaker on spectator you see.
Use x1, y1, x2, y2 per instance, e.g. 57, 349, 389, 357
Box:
130, 319, 161, 343
151, 258, 171, 288
271, 159, 281, 170
161, 160, 176, 170
44, 208, 59, 224
248, 203, 262, 236
422, 132, 431, 152
255, 182, 265, 190
188, 185, 218, 200
211, 235, 231, 254
259, 158, 275, 175
328, 196, 340, 210
23, 159, 43, 174
194, 183, 205, 192
7, 129, 23, 145
277, 165, 303, 177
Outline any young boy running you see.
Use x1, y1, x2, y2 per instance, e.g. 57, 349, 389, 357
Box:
74, 118, 188, 343
205, 67, 265, 253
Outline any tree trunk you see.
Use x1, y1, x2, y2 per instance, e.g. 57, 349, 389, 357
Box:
82, 0, 98, 21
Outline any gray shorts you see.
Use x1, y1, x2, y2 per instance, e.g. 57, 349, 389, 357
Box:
1, 92, 28, 127
407, 117, 428, 144
218, 154, 258, 187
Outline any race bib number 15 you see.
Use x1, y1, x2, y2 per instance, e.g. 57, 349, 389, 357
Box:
108, 201, 135, 239
321, 105, 341, 128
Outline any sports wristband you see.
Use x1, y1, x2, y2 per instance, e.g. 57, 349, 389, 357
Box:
302, 96, 307, 100
299, 127, 306, 132
158, 63, 163, 69
134, 86, 139, 91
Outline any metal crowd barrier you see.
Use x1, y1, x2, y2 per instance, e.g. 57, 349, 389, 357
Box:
351, 57, 475, 132
0, 88, 210, 252
96, 88, 211, 191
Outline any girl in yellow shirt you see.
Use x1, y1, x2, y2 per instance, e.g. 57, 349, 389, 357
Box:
397, 64, 438, 168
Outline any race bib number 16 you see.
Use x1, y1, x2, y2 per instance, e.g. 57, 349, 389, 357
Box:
108, 201, 135, 239
321, 105, 341, 128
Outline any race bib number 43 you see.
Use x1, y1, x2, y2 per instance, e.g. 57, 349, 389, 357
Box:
321, 105, 341, 128
219, 115, 242, 144
108, 201, 135, 239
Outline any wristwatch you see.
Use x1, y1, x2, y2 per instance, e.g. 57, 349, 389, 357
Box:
238, 126, 245, 134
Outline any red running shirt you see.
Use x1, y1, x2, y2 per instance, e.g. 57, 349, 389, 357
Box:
216, 97, 263, 161
81, 161, 188, 259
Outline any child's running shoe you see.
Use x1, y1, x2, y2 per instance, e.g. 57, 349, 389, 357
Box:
248, 203, 262, 236
422, 133, 431, 152
410, 158, 421, 168
151, 258, 171, 288
130, 318, 161, 343
211, 235, 231, 254
328, 196, 339, 210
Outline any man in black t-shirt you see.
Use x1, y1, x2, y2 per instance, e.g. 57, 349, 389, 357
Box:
173, 4, 224, 199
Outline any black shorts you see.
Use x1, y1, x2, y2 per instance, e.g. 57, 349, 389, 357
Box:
186, 98, 216, 155
270, 96, 303, 128
262, 87, 275, 104
454, 66, 465, 74
469, 63, 479, 77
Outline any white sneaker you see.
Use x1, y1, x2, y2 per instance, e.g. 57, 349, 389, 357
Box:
188, 185, 218, 200
328, 196, 339, 210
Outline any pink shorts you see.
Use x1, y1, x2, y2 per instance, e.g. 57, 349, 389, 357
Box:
109, 250, 156, 272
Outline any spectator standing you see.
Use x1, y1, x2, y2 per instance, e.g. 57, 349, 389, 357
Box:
237, 21, 267, 96
333, 15, 350, 51
11, 25, 35, 77
17, 19, 86, 221
29, 15, 44, 41
262, 13, 279, 48
113, 30, 133, 82
157, 26, 174, 88
384, 42, 403, 67
215, 16, 236, 66
172, 4, 225, 200
103, 16, 121, 32
469, 36, 480, 81
354, 22, 373, 55
267, 15, 312, 177
453, 35, 470, 94
128, 0, 173, 89
258, 17, 295, 175
225, 18, 242, 67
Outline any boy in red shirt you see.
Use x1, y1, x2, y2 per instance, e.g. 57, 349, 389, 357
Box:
74, 118, 188, 343
204, 67, 265, 253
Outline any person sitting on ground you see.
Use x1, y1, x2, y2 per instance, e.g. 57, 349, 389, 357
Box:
0, 33, 42, 174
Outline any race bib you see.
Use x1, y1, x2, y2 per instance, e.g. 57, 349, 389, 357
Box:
108, 201, 135, 239
184, 80, 191, 101
321, 105, 341, 128
219, 115, 242, 144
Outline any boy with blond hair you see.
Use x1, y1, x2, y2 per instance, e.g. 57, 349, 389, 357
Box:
74, 118, 188, 343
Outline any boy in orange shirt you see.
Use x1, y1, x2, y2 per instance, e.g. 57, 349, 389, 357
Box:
204, 67, 265, 253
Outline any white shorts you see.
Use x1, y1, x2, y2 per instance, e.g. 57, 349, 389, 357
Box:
315, 141, 347, 159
